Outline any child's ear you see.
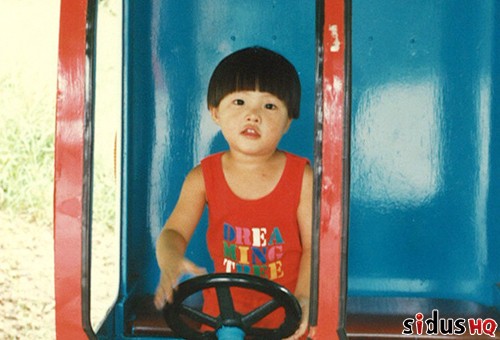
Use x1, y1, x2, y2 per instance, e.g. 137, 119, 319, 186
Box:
284, 117, 293, 133
210, 106, 220, 124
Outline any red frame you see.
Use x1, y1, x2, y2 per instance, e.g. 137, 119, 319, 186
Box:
53, 0, 88, 338
310, 0, 347, 338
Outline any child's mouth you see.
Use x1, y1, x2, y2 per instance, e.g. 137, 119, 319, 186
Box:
241, 127, 260, 138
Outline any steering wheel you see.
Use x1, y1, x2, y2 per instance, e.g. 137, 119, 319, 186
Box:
163, 273, 302, 339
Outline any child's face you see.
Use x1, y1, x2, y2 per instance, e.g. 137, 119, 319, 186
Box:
210, 91, 292, 157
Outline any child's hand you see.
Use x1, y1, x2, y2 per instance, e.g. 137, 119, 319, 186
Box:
154, 258, 206, 310
283, 297, 309, 340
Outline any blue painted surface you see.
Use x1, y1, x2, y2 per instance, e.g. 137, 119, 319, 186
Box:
105, 1, 316, 338
349, 0, 500, 308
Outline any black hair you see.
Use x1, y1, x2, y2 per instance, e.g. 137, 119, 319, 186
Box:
207, 46, 301, 119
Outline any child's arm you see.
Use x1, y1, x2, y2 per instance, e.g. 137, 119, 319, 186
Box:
286, 164, 313, 339
154, 165, 207, 309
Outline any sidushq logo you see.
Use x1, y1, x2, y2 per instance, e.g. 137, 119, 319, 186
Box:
402, 309, 498, 337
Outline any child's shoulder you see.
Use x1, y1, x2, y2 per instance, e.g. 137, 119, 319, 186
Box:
282, 151, 312, 183
182, 164, 205, 192
282, 151, 311, 172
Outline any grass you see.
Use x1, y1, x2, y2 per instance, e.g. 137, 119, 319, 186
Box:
0, 73, 117, 230
0, 73, 55, 225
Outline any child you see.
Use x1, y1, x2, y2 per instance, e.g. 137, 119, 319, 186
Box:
154, 46, 312, 339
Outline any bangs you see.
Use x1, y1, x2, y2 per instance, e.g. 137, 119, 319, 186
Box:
207, 47, 301, 119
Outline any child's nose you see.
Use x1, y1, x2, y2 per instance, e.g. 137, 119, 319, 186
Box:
245, 110, 261, 123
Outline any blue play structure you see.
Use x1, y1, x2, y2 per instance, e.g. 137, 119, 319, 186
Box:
88, 0, 499, 338
348, 0, 500, 307
344, 0, 500, 337
97, 1, 316, 338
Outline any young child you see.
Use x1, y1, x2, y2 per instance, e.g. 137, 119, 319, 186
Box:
154, 46, 312, 339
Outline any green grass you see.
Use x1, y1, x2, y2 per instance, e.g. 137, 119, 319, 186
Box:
0, 73, 55, 225
0, 71, 116, 229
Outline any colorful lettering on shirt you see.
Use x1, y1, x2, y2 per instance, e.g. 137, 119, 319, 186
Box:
222, 223, 285, 280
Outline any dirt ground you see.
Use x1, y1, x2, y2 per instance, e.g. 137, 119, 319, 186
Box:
0, 212, 56, 339
0, 1, 121, 338
0, 214, 118, 340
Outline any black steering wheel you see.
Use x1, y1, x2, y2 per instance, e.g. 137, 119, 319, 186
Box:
163, 273, 302, 339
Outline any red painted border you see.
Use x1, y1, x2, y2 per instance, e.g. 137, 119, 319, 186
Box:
312, 0, 346, 338
53, 0, 88, 338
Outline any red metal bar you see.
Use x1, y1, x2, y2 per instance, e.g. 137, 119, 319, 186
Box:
53, 0, 88, 338
311, 0, 347, 338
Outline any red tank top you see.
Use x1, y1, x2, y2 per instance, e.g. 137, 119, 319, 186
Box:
201, 151, 308, 329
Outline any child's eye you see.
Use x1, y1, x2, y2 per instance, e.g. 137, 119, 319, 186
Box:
264, 103, 277, 110
233, 99, 245, 106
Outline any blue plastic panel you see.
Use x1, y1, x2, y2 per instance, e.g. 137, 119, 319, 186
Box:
120, 0, 316, 304
348, 0, 500, 308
